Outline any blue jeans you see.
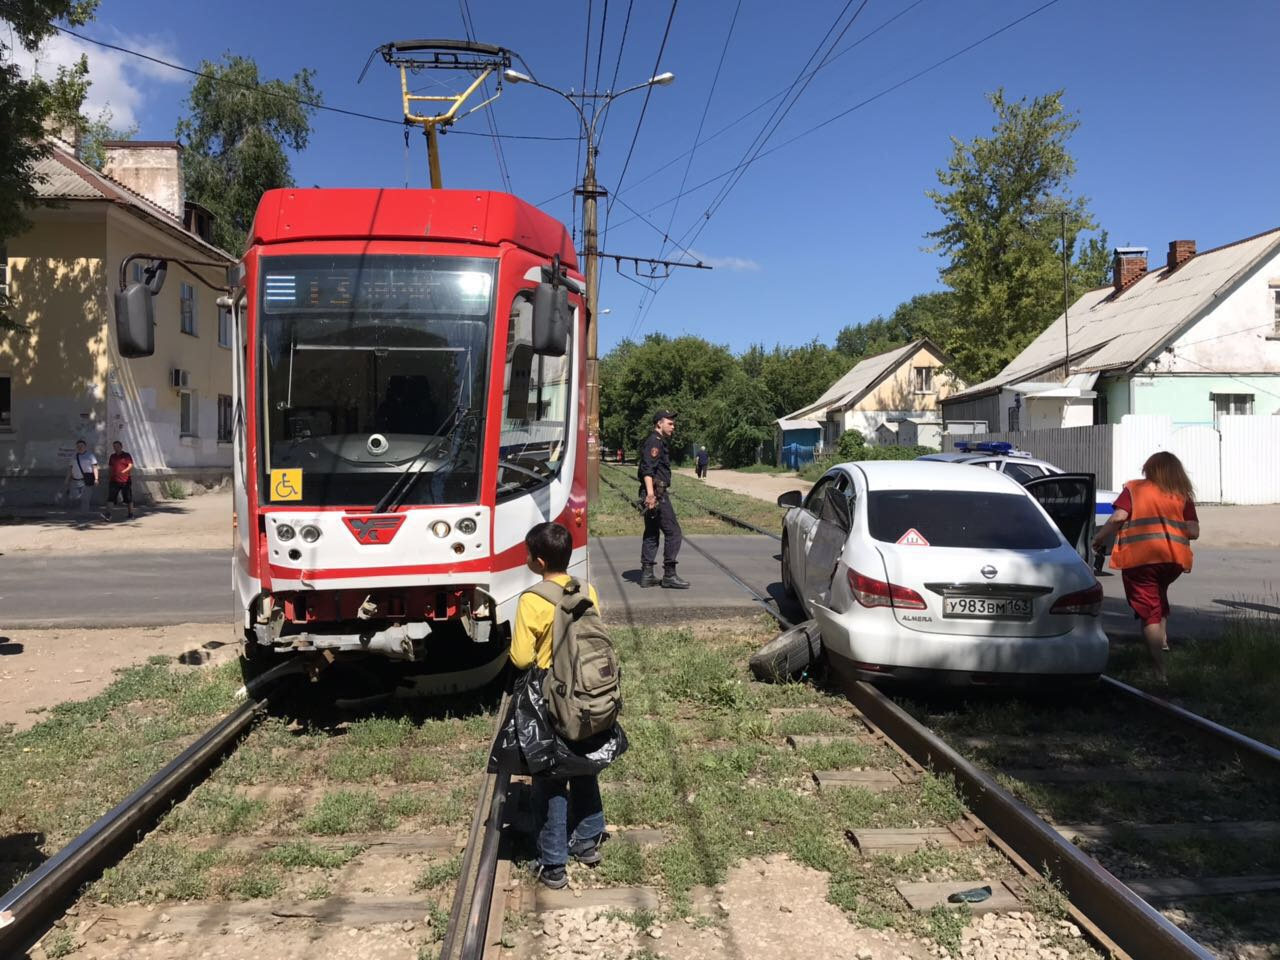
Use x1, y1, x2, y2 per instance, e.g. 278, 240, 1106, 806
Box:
533, 774, 605, 868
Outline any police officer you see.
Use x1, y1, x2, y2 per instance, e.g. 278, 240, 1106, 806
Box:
637, 410, 688, 589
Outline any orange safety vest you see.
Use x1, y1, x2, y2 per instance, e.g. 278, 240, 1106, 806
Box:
1110, 479, 1194, 572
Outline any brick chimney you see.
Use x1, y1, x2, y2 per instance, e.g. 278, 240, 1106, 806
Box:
1166, 239, 1196, 271
101, 141, 185, 220
1113, 246, 1148, 295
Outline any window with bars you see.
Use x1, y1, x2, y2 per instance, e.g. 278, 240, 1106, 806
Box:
180, 282, 197, 336
1212, 392, 1254, 424
913, 365, 934, 394
217, 394, 233, 443
1272, 287, 1280, 336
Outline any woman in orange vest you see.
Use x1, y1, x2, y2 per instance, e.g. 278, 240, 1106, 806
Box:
1091, 452, 1199, 680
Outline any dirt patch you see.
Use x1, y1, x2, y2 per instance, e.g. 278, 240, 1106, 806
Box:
674, 468, 811, 505
0, 491, 233, 556
0, 622, 237, 731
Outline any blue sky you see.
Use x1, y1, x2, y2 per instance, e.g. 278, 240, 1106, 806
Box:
33, 0, 1280, 355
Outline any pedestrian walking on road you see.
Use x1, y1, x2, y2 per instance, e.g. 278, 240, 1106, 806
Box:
695, 445, 709, 480
637, 411, 688, 589
64, 439, 99, 516
1092, 451, 1199, 681
509, 522, 614, 890
102, 440, 136, 521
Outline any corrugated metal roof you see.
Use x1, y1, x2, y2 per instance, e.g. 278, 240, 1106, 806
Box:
786, 340, 925, 421
31, 142, 234, 263
947, 228, 1280, 400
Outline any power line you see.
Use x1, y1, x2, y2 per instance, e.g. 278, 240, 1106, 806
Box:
595, 0, 635, 147
458, 0, 512, 192
592, 0, 610, 98
51, 24, 577, 142
627, 0, 1063, 334
571, 0, 594, 244
601, 0, 678, 247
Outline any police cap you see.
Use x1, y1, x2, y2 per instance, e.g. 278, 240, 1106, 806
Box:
652, 409, 677, 424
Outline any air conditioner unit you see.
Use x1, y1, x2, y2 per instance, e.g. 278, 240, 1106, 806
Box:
170, 369, 191, 389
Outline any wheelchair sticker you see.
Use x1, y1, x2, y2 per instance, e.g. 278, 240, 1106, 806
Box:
271, 469, 303, 501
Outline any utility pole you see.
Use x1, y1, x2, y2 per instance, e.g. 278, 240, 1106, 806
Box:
504, 69, 674, 503
1062, 210, 1071, 372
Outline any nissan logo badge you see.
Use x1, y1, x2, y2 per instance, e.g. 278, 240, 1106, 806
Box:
980, 565, 997, 579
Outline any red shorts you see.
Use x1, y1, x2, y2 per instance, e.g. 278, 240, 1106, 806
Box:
1121, 563, 1183, 626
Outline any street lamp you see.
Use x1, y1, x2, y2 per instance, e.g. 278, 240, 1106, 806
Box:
504, 68, 674, 503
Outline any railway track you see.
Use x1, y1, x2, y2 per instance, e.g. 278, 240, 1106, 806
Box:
599, 481, 1280, 959
0, 662, 514, 960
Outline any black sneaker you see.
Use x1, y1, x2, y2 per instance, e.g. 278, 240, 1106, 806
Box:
536, 864, 568, 889
570, 832, 609, 866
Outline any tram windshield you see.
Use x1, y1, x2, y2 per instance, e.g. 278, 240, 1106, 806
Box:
258, 254, 493, 506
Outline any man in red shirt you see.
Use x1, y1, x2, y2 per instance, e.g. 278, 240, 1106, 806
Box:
103, 441, 136, 521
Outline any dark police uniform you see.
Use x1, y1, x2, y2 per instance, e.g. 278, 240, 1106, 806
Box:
637, 413, 685, 588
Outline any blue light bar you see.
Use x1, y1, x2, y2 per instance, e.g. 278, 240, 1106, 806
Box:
976, 441, 1015, 454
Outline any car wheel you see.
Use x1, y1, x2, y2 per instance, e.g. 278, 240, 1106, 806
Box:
781, 533, 796, 599
749, 620, 822, 682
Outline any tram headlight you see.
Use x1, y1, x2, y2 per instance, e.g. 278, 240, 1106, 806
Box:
431, 520, 452, 539
299, 525, 322, 543
276, 523, 297, 541
456, 517, 477, 535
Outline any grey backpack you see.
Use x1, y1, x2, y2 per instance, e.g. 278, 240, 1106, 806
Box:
528, 579, 622, 741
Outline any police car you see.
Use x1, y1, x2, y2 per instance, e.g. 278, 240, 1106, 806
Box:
918, 442, 1119, 571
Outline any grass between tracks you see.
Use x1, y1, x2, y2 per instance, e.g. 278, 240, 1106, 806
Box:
591, 464, 786, 537
1106, 614, 1280, 748
572, 617, 1095, 955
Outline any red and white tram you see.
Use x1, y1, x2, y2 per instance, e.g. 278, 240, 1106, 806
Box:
116, 188, 588, 691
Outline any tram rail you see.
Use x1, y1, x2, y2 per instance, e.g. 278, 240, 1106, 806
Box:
619, 486, 1279, 960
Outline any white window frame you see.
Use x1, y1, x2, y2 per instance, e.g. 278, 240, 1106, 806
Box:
180, 389, 198, 437
1212, 392, 1254, 425
180, 282, 197, 336
913, 365, 935, 395
1272, 286, 1280, 337
0, 373, 11, 430
218, 306, 232, 348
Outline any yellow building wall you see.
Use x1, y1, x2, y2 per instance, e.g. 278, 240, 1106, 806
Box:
854, 345, 960, 413
0, 207, 109, 491
0, 201, 232, 504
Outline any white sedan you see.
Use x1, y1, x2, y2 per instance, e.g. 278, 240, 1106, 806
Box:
777, 461, 1107, 685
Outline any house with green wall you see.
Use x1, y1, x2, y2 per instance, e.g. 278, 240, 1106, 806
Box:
940, 229, 1280, 431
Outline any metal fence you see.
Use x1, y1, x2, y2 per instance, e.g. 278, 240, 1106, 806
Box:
780, 443, 817, 470
943, 425, 1115, 487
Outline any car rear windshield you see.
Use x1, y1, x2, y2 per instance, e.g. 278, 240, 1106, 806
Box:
868, 490, 1061, 549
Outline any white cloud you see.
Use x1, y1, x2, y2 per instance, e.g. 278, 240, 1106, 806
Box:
687, 248, 761, 272
10, 27, 185, 130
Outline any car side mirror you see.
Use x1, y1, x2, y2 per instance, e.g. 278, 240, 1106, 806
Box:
531, 281, 569, 356
114, 283, 156, 357
777, 490, 803, 508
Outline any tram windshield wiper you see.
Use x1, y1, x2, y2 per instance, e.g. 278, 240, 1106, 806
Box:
372, 400, 469, 514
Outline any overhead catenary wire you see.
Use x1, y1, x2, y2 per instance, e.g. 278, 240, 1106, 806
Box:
600, 0, 678, 249
570, 0, 595, 245
50, 24, 577, 142
594, 0, 634, 147
624, 0, 1064, 336
458, 0, 513, 192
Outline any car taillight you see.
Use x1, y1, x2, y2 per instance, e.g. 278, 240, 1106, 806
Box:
848, 568, 926, 610
1051, 582, 1103, 616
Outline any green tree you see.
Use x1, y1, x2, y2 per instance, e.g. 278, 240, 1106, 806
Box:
834, 291, 956, 361
756, 339, 848, 419
177, 55, 320, 254
926, 89, 1105, 383
0, 1, 100, 243
705, 367, 775, 467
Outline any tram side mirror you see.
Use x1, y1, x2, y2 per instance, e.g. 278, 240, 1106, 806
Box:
114, 283, 156, 358
531, 281, 569, 357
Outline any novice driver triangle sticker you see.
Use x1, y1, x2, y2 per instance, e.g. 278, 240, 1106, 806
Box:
896, 528, 930, 546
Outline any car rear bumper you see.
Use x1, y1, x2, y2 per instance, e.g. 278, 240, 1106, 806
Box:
812, 604, 1109, 680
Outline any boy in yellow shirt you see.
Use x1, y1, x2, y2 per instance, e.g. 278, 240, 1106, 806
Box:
510, 522, 606, 889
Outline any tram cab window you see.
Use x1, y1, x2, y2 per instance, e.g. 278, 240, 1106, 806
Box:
498, 292, 573, 497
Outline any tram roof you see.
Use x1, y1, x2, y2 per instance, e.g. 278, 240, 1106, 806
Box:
250, 189, 577, 268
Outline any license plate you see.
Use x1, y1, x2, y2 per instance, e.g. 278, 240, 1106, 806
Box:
943, 596, 1033, 620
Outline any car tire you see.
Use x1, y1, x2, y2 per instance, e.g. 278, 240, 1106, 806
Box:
749, 620, 822, 682
781, 533, 796, 600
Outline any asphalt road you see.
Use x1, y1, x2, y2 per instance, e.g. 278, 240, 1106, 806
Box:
2, 542, 1274, 635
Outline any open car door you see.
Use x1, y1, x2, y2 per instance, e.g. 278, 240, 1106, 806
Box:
802, 485, 852, 608
1024, 473, 1096, 563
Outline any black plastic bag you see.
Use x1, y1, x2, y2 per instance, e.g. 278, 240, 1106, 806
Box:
488, 667, 627, 777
